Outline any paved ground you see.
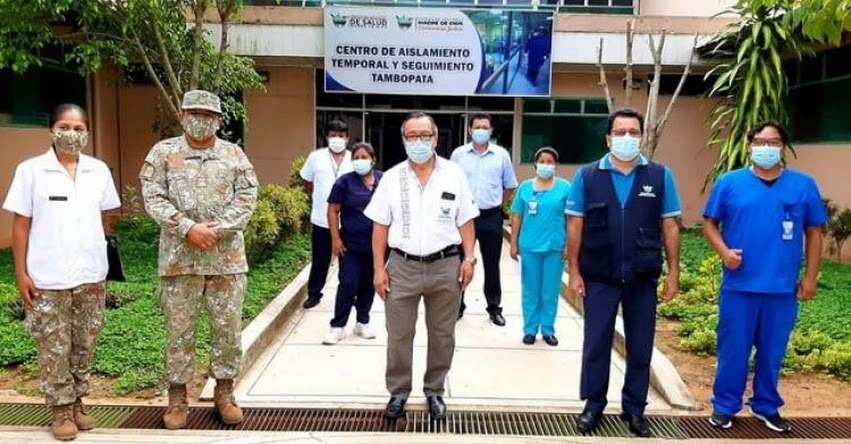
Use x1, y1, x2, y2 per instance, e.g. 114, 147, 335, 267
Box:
233, 242, 670, 413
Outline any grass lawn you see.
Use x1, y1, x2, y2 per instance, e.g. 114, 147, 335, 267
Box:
0, 216, 310, 395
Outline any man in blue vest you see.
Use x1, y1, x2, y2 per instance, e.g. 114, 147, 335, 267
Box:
566, 108, 681, 438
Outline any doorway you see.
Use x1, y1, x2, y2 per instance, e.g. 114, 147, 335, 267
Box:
365, 112, 466, 170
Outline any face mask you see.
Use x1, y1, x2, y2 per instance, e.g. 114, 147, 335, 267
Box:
183, 114, 218, 140
352, 159, 372, 176
53, 130, 88, 155
328, 137, 347, 153
535, 164, 555, 179
751, 145, 782, 169
471, 129, 491, 145
610, 135, 641, 162
405, 141, 434, 164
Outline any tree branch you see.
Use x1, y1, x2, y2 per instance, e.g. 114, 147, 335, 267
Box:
152, 20, 183, 106
645, 30, 666, 158
596, 37, 615, 113
624, 19, 635, 107
189, 0, 208, 90
131, 29, 179, 119
213, 1, 237, 91
657, 34, 699, 141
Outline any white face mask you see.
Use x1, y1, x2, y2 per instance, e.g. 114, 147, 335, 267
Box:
328, 137, 347, 153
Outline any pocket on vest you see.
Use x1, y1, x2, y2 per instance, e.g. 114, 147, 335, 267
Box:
634, 227, 662, 276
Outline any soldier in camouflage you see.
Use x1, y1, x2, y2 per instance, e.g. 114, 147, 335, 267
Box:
140, 90, 258, 430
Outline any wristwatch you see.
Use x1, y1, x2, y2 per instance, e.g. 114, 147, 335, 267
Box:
464, 256, 477, 266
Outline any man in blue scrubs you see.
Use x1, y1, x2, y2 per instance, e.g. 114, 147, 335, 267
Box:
703, 121, 826, 433
566, 108, 681, 438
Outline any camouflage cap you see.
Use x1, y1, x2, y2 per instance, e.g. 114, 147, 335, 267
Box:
181, 89, 222, 114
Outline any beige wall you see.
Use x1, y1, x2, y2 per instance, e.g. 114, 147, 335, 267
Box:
116, 85, 161, 195
91, 69, 122, 195
639, 0, 736, 17
245, 66, 315, 185
0, 128, 52, 247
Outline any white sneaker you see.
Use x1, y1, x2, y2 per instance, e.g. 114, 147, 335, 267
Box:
354, 322, 376, 339
322, 327, 345, 345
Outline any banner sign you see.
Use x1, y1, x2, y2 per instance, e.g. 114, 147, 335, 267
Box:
324, 7, 553, 97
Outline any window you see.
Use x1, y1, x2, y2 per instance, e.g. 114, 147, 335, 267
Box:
0, 64, 85, 128
563, 0, 634, 14
521, 98, 609, 164
786, 46, 851, 143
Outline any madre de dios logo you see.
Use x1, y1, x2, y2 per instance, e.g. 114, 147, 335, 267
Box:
330, 14, 388, 28
396, 15, 413, 29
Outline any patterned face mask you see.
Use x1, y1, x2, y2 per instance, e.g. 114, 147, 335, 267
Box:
53, 130, 88, 155
182, 114, 219, 140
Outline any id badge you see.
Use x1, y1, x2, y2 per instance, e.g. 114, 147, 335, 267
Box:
782, 219, 793, 241
528, 200, 538, 215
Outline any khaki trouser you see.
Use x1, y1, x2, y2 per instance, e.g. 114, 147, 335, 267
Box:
26, 282, 106, 406
159, 274, 246, 385
385, 250, 462, 398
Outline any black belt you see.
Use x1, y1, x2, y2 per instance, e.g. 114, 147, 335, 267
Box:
392, 245, 460, 263
478, 206, 503, 216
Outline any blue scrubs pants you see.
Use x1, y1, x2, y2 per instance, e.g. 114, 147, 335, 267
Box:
712, 290, 798, 417
580, 279, 657, 416
519, 251, 563, 336
330, 250, 375, 328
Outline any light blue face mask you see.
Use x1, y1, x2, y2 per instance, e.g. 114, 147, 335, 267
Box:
471, 128, 491, 145
352, 159, 372, 176
610, 135, 641, 162
751, 145, 782, 169
405, 141, 434, 164
536, 163, 555, 179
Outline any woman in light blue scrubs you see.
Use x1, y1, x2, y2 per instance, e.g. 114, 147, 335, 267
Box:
509, 147, 570, 346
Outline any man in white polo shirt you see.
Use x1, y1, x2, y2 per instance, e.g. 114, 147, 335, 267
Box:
300, 120, 353, 309
365, 111, 479, 422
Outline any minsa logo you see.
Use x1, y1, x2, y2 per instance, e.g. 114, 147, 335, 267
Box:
347, 15, 388, 28
331, 13, 347, 27
396, 15, 413, 29
638, 185, 657, 198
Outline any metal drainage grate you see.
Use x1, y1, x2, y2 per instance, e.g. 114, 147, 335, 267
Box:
0, 404, 133, 428
678, 416, 851, 440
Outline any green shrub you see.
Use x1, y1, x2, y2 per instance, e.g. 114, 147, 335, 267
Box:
0, 321, 35, 366
680, 328, 717, 355
244, 200, 280, 264
289, 155, 307, 189
113, 372, 162, 396
819, 342, 851, 380
257, 184, 309, 234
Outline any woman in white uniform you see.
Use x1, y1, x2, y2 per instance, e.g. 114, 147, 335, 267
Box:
2, 104, 121, 441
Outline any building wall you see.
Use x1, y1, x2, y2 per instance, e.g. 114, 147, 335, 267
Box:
639, 0, 736, 17
116, 84, 161, 196
0, 129, 51, 247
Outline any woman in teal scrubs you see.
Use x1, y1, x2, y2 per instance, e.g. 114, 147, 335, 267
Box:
509, 147, 570, 346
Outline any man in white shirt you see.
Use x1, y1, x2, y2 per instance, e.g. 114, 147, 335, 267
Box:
450, 113, 518, 325
299, 120, 354, 309
365, 111, 479, 422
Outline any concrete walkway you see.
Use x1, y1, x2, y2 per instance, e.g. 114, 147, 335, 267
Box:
232, 240, 670, 413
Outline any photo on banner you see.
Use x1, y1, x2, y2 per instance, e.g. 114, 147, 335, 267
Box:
324, 6, 553, 97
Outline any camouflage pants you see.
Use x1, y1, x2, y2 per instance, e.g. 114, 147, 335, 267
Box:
159, 274, 246, 385
25, 282, 106, 406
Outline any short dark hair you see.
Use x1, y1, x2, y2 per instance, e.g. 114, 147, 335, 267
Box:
326, 119, 348, 137
400, 111, 438, 137
747, 121, 790, 146
50, 103, 88, 128
469, 113, 492, 128
607, 108, 644, 135
534, 146, 559, 163
351, 142, 376, 160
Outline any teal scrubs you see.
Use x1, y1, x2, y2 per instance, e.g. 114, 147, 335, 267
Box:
511, 177, 571, 337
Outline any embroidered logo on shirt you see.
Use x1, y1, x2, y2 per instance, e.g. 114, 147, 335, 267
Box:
638, 185, 657, 198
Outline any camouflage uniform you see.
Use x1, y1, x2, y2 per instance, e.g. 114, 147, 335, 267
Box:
140, 96, 258, 384
26, 282, 106, 406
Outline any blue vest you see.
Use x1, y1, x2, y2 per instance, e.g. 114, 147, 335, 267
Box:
578, 161, 665, 284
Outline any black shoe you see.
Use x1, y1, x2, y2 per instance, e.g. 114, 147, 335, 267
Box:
303, 297, 320, 309
457, 305, 465, 320
749, 407, 791, 432
427, 395, 446, 420
522, 334, 535, 345
385, 396, 407, 420
543, 335, 558, 346
620, 412, 652, 438
577, 409, 602, 434
708, 411, 732, 429
489, 313, 506, 326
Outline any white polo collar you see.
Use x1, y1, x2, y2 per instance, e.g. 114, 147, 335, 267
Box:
38, 148, 97, 173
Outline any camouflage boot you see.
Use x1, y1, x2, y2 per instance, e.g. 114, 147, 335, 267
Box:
50, 405, 78, 441
73, 399, 95, 431
213, 379, 243, 425
163, 384, 188, 430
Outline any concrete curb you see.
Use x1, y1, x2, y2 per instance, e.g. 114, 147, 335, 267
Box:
502, 226, 700, 411
199, 263, 312, 400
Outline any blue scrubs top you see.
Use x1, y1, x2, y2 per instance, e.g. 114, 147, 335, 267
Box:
328, 170, 383, 254
511, 177, 571, 253
566, 154, 682, 217
703, 168, 827, 294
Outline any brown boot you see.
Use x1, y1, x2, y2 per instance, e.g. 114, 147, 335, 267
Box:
162, 384, 188, 430
213, 379, 243, 425
50, 405, 78, 441
73, 399, 95, 431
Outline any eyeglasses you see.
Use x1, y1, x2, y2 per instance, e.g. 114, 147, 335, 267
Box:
611, 129, 641, 137
750, 138, 784, 147
403, 133, 434, 142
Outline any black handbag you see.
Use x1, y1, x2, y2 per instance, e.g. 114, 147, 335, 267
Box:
106, 234, 126, 282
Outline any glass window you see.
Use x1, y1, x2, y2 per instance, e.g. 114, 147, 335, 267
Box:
468, 96, 515, 111
316, 70, 364, 108
825, 45, 851, 79
789, 77, 851, 143
0, 67, 85, 128
521, 98, 609, 164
